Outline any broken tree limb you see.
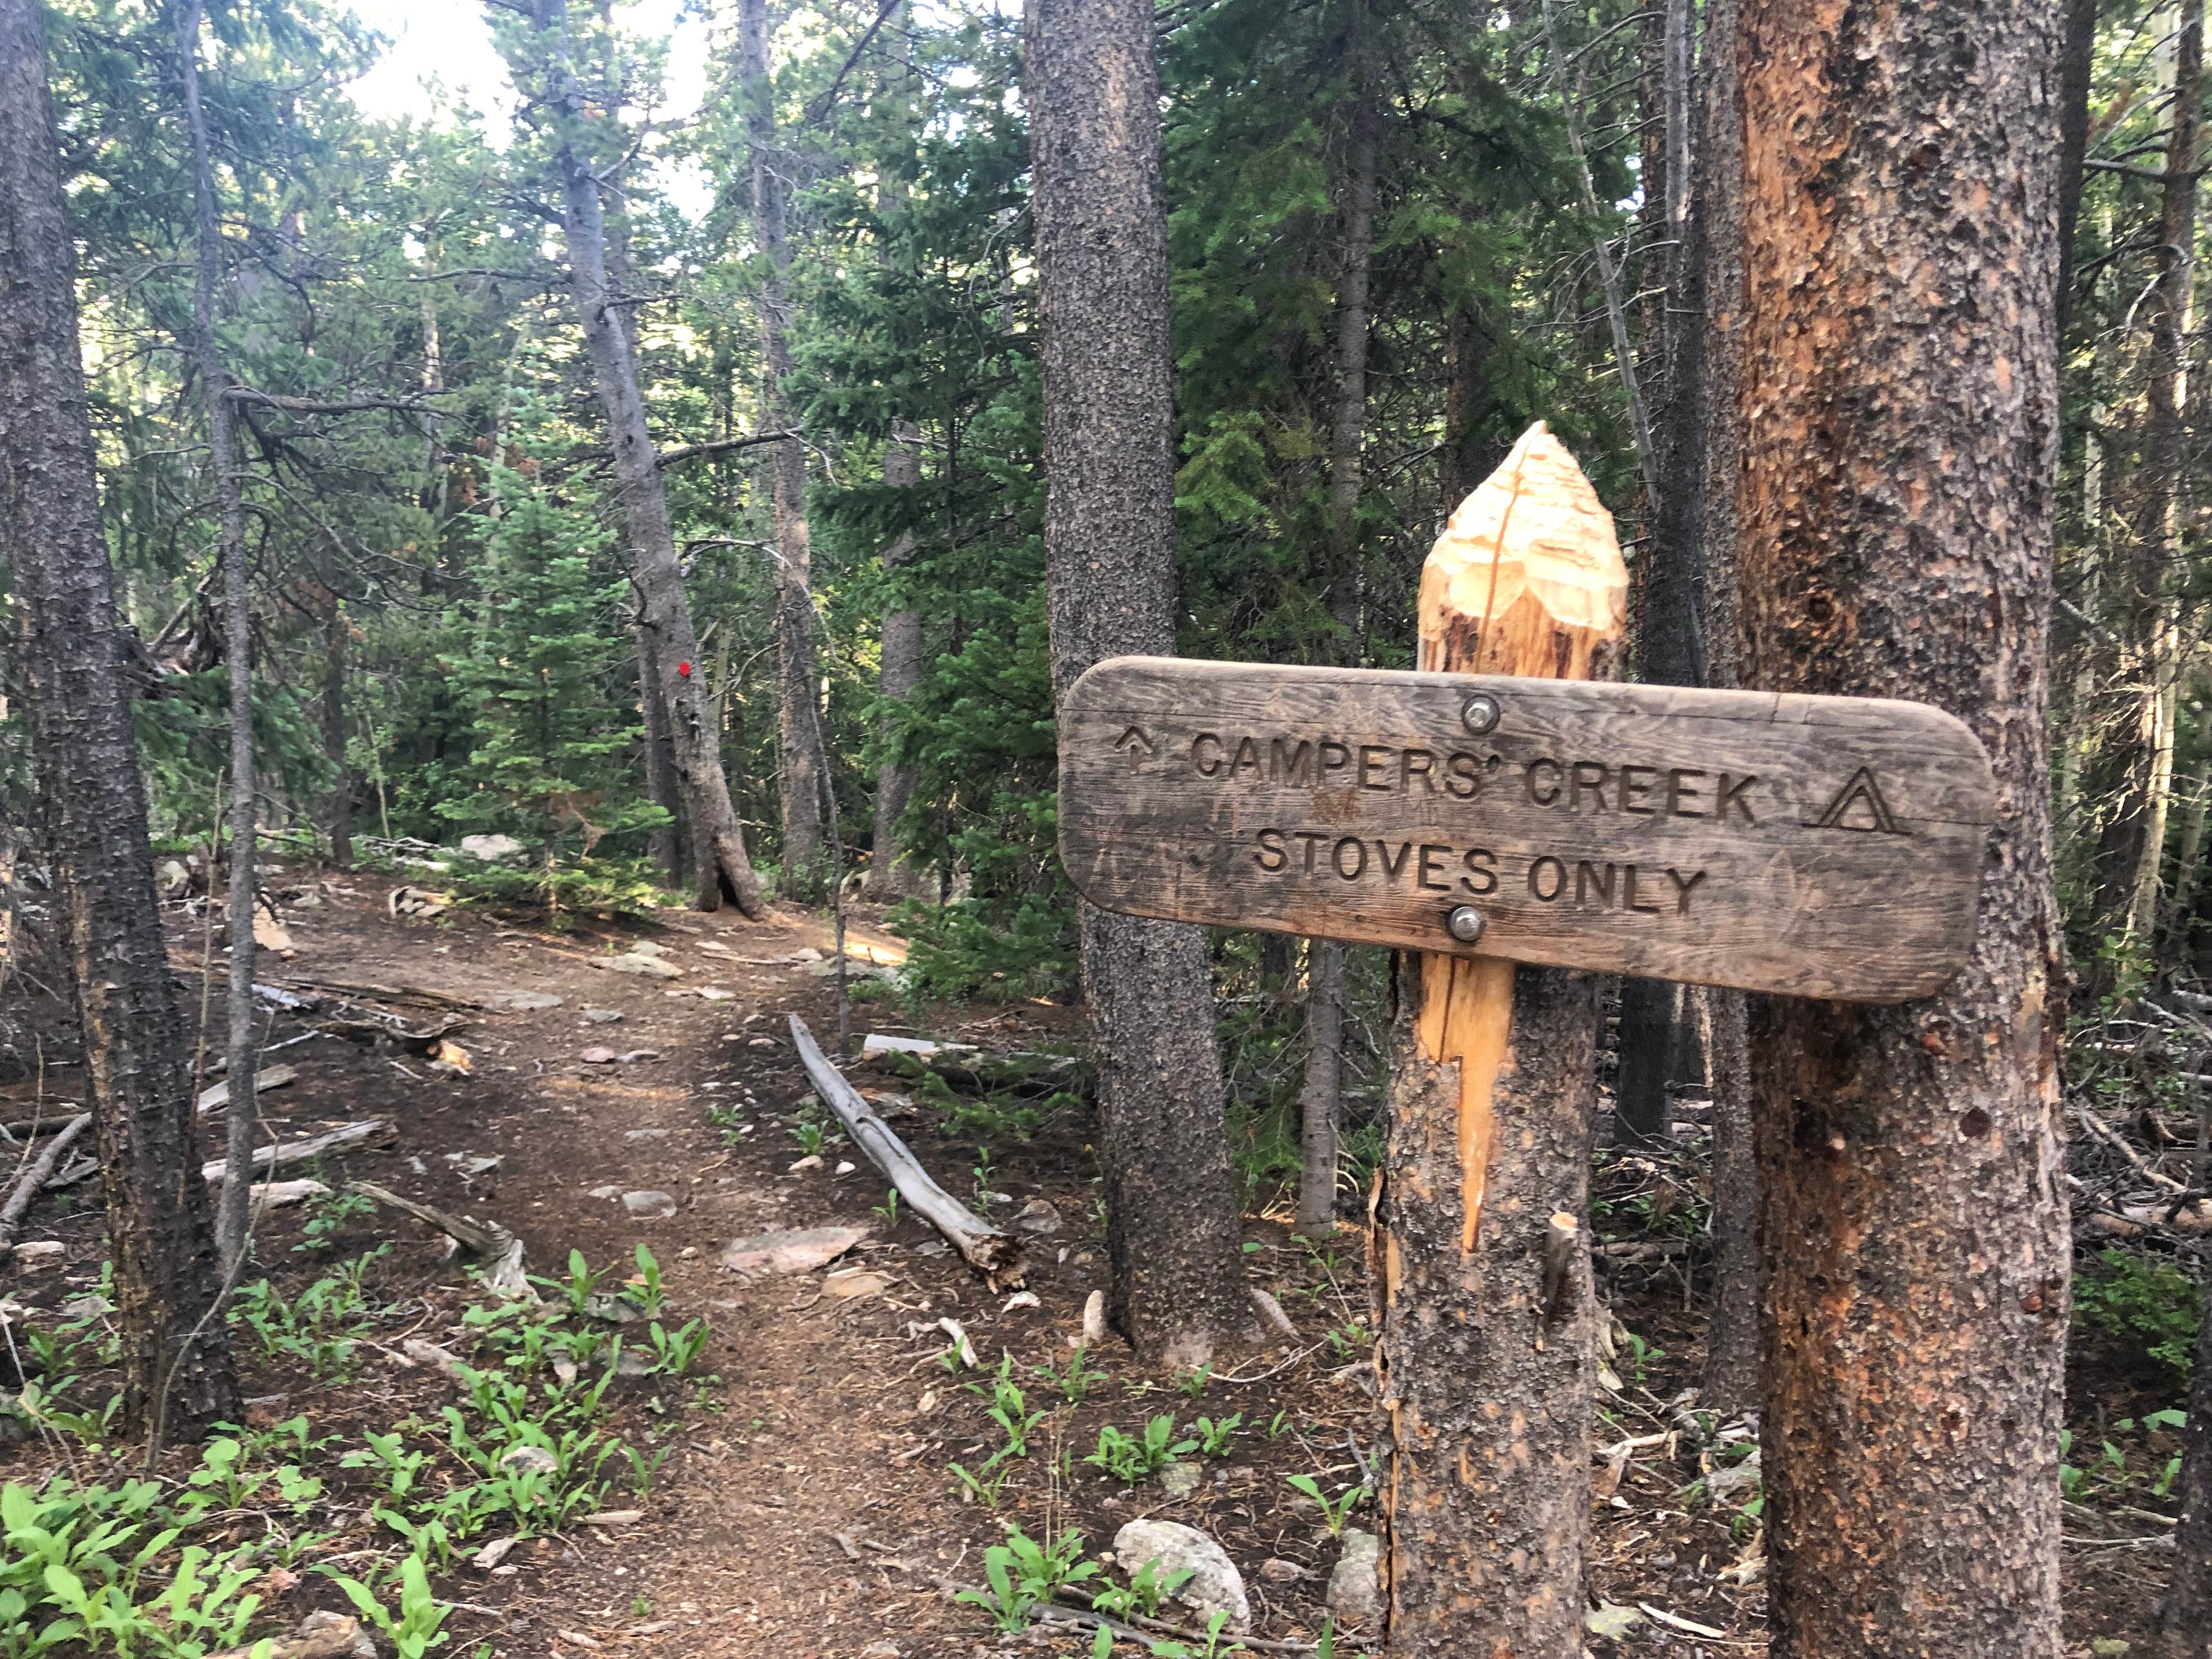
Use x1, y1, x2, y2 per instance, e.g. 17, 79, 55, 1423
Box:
278, 974, 484, 1014
200, 1119, 391, 1183
0, 1112, 89, 1251
195, 1063, 298, 1115
790, 1014, 1026, 1290
2074, 1103, 2190, 1193
1375, 424, 1622, 1654
347, 1180, 534, 1299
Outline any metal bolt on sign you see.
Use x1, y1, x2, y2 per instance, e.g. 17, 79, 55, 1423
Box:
1460, 692, 1502, 735
1446, 906, 1488, 944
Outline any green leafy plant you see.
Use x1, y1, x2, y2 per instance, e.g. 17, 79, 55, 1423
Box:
625, 1245, 668, 1320
970, 1355, 1047, 1459
1193, 1414, 1241, 1457
2076, 1247, 2201, 1372
1035, 1346, 1107, 1404
325, 1554, 452, 1658
1288, 1472, 1362, 1537
1091, 1554, 1195, 1622
1175, 1363, 1214, 1400
1085, 1415, 1195, 1484
874, 1189, 901, 1228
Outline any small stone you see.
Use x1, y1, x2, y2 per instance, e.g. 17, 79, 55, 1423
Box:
494, 991, 563, 1011
2094, 1644, 2132, 1658
580, 1009, 625, 1025
589, 1184, 623, 1200
1257, 1558, 1303, 1585
615, 1349, 652, 1377
720, 1224, 871, 1276
1082, 1289, 1107, 1345
1325, 1529, 1382, 1630
916, 1240, 949, 1257
625, 1128, 672, 1143
1158, 1461, 1202, 1500
617, 1049, 662, 1064
12, 1242, 63, 1269
1002, 1290, 1041, 1312
860, 1644, 901, 1659
472, 1537, 518, 1571
698, 987, 736, 1001
594, 953, 682, 980
788, 1155, 824, 1173
1111, 1521, 1249, 1631
627, 941, 672, 958
402, 1338, 462, 1374
623, 1190, 679, 1218
1586, 1604, 1643, 1640
834, 1160, 856, 1175
580, 1047, 618, 1065
59, 1294, 113, 1319
825, 1267, 892, 1300
499, 1445, 557, 1477
1013, 1198, 1063, 1235
748, 1037, 776, 1049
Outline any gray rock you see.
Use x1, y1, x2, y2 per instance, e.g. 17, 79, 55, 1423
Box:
1256, 1558, 1304, 1585
622, 1190, 679, 1218
494, 991, 563, 1011
593, 953, 682, 980
588, 1184, 623, 1200
499, 1444, 557, 1476
1111, 1520, 1249, 1632
1158, 1460, 1202, 1500
1324, 1528, 1382, 1630
580, 1008, 624, 1024
615, 1348, 652, 1377
459, 834, 527, 862
625, 1128, 672, 1143
1012, 1198, 1063, 1235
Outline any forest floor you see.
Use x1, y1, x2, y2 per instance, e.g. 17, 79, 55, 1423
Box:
0, 863, 2181, 1657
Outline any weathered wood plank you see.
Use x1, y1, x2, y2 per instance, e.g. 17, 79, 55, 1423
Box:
1059, 655, 1996, 1002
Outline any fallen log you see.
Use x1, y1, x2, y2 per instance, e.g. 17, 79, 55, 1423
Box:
791, 1015, 1026, 1290
0, 1113, 90, 1251
200, 1119, 391, 1183
279, 975, 485, 1014
859, 1032, 1088, 1099
196, 1064, 299, 1115
347, 1180, 533, 1299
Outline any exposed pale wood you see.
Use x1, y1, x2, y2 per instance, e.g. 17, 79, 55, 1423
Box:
789, 1015, 1026, 1290
277, 975, 486, 1013
195, 1064, 298, 1115
1375, 421, 1616, 1657
200, 1119, 390, 1183
1059, 653, 1995, 1003
347, 1180, 533, 1299
0, 1111, 89, 1251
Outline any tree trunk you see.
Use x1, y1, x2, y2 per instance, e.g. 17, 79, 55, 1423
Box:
0, 0, 238, 1432
1376, 424, 1622, 1657
1299, 55, 1379, 1234
525, 0, 765, 917
1691, 0, 1757, 1416
1615, 0, 1710, 1149
319, 539, 350, 871
174, 0, 258, 1277
870, 420, 924, 899
1737, 1, 2068, 1651
738, 0, 826, 895
2151, 1280, 2212, 1654
2056, 0, 2100, 337
2090, 0, 2199, 960
2164, 752, 2212, 968
634, 624, 684, 882
1026, 0, 1253, 1365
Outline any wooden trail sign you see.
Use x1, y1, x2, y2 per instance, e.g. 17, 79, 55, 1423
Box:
1058, 655, 1996, 1003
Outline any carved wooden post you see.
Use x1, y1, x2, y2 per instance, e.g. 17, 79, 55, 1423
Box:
1374, 422, 1625, 1657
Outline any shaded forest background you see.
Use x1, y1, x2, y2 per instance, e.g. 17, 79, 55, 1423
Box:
9, 0, 2199, 1195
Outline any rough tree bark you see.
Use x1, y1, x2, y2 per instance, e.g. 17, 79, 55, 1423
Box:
174, 0, 259, 1276
2152, 1280, 2212, 1653
1615, 0, 1707, 1147
738, 0, 826, 894
319, 538, 351, 871
633, 624, 684, 882
0, 0, 238, 1431
869, 420, 924, 899
2056, 0, 2100, 337
2089, 0, 2199, 957
1026, 0, 1254, 1364
525, 0, 765, 915
1299, 48, 1379, 1234
1689, 0, 1758, 1415
1375, 424, 1622, 1657
1737, 1, 2068, 1650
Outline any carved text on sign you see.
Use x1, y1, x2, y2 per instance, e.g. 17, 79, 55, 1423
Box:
1058, 658, 1997, 1003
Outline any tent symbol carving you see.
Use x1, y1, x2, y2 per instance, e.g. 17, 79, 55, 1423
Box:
1809, 766, 1905, 834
